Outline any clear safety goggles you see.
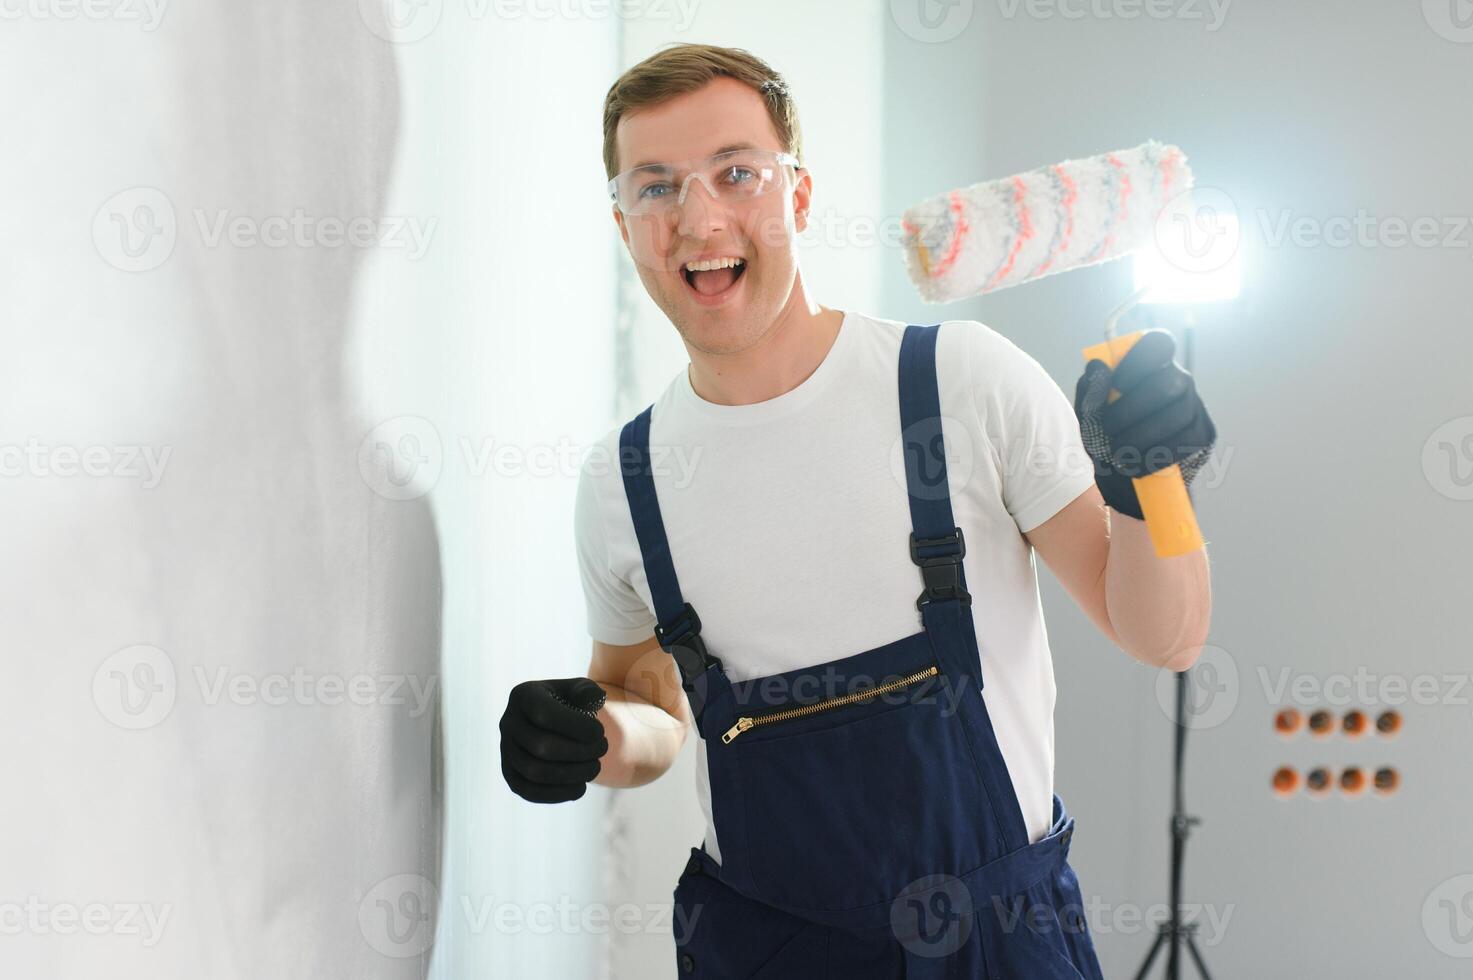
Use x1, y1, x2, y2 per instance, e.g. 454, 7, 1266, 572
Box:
608, 148, 800, 217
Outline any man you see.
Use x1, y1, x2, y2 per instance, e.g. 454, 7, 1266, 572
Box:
500, 43, 1215, 978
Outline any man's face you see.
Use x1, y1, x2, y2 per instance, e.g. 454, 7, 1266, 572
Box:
612, 76, 812, 355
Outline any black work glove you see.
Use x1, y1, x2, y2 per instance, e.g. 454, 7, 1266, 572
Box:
1073, 329, 1217, 520
500, 677, 608, 804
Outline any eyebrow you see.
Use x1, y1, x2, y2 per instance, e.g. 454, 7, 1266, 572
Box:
629, 142, 760, 171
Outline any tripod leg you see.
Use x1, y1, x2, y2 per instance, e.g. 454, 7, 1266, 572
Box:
1184, 932, 1213, 980
1133, 927, 1167, 980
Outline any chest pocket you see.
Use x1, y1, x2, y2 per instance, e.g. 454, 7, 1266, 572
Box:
726, 631, 995, 914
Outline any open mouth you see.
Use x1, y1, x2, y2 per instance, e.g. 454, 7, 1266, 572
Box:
682, 257, 748, 303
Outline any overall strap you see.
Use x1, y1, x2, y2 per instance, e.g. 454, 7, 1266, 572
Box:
899, 323, 1032, 852
617, 406, 723, 711
898, 324, 974, 622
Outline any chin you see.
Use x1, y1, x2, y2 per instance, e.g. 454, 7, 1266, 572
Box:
678, 309, 762, 354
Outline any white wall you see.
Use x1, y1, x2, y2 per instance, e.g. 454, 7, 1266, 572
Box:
348, 6, 621, 979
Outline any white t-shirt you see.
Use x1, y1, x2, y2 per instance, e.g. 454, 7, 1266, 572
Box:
574, 309, 1096, 860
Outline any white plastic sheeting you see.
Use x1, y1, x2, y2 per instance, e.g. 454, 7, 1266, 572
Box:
1, 2, 615, 977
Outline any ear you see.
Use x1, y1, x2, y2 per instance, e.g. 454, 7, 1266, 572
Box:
612, 205, 629, 247
791, 167, 814, 234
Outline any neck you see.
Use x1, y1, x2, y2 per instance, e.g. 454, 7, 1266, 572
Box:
684, 283, 845, 408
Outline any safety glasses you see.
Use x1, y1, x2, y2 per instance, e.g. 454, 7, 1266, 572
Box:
608, 148, 800, 217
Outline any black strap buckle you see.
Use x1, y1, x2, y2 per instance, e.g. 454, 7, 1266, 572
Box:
654, 602, 722, 686
910, 527, 972, 610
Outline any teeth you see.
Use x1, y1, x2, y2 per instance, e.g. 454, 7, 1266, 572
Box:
684, 257, 746, 273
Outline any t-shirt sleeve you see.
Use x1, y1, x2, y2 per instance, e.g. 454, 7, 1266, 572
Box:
966, 323, 1097, 534
574, 451, 659, 646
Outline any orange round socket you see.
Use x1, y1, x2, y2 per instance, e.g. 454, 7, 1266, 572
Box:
1272, 766, 1299, 796
1342, 710, 1367, 738
1374, 767, 1400, 795
1376, 710, 1402, 736
1307, 710, 1335, 737
1274, 708, 1302, 735
1340, 767, 1367, 796
1305, 767, 1332, 795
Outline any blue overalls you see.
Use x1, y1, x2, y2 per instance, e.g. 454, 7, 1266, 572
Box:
618, 323, 1106, 979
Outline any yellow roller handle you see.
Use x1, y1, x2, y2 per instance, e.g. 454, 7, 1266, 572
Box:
1082, 331, 1204, 558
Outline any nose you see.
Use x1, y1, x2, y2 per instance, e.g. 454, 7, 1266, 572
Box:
675, 172, 727, 239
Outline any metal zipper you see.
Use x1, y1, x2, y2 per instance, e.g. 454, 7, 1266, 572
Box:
721, 664, 939, 744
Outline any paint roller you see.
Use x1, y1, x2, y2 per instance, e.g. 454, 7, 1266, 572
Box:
900, 139, 1203, 558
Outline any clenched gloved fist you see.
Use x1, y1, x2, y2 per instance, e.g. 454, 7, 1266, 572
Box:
1073, 329, 1217, 520
500, 677, 609, 804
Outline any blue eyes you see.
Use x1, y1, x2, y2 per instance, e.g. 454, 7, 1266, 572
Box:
611, 150, 794, 216
636, 167, 758, 200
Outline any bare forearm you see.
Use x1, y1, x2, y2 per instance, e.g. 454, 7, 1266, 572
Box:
1104, 512, 1212, 671
591, 684, 688, 788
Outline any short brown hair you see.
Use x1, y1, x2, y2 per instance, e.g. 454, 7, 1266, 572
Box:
601, 43, 803, 181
